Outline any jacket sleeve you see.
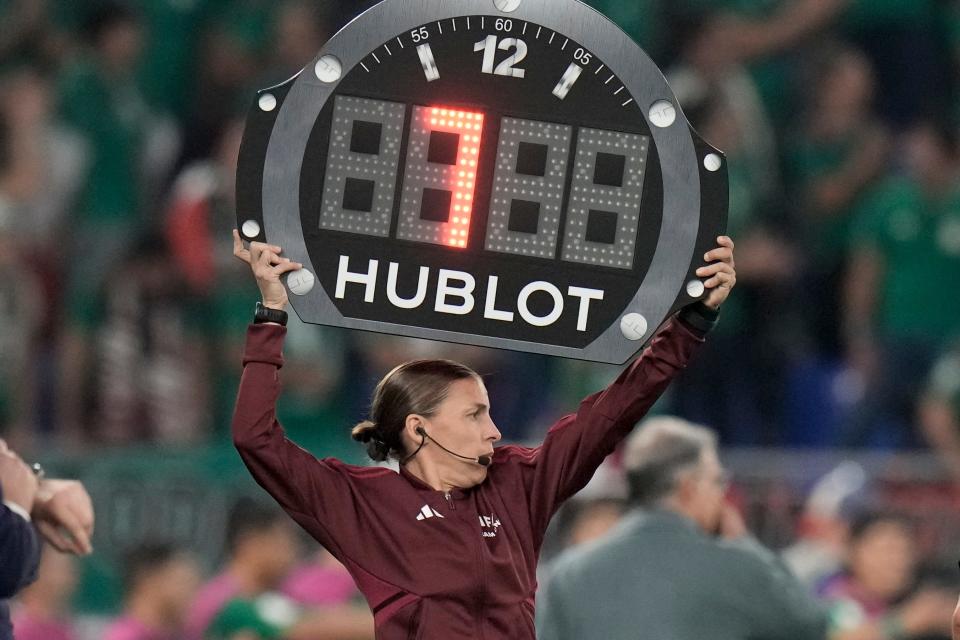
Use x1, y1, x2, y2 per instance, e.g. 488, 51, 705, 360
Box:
0, 489, 41, 598
519, 306, 714, 535
232, 323, 362, 561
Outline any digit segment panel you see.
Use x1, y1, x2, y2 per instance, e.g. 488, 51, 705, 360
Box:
237, 0, 728, 364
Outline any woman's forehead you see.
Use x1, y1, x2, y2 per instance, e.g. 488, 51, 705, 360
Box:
444, 376, 488, 404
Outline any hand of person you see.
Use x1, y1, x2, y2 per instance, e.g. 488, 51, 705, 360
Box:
31, 479, 94, 556
232, 230, 303, 311
697, 236, 737, 310
717, 501, 747, 540
898, 589, 957, 636
0, 439, 38, 513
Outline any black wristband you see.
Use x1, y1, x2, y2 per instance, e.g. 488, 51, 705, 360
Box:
678, 301, 719, 335
254, 301, 288, 326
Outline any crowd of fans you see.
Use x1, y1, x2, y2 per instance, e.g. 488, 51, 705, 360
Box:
2, 0, 960, 635
1, 0, 959, 456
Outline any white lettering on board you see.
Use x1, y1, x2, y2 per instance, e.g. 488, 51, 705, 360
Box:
335, 256, 378, 302
435, 269, 476, 315
334, 256, 606, 332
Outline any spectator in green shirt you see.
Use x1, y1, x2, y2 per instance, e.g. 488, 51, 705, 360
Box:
667, 0, 847, 126
135, 0, 223, 122
670, 0, 948, 127
58, 3, 149, 332
59, 3, 148, 231
785, 43, 889, 356
843, 119, 960, 447
670, 92, 799, 444
58, 3, 179, 323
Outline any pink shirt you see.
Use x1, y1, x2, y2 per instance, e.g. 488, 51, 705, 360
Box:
282, 561, 359, 606
184, 572, 240, 640
11, 610, 75, 640
103, 617, 175, 640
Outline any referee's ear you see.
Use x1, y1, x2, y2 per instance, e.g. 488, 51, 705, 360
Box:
403, 414, 426, 448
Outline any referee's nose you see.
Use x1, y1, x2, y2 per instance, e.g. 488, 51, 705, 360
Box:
484, 416, 502, 444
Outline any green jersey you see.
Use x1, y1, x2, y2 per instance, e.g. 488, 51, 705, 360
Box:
205, 593, 299, 640
851, 177, 960, 343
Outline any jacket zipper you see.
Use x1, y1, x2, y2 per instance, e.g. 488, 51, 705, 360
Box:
476, 516, 488, 638
444, 492, 455, 511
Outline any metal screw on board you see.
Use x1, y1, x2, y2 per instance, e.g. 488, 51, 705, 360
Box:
287, 269, 316, 296
620, 313, 648, 341
493, 0, 522, 12
315, 55, 342, 83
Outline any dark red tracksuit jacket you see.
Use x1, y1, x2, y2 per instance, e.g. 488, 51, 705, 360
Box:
233, 314, 707, 639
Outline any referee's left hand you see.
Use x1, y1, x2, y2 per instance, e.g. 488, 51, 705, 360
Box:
697, 236, 736, 310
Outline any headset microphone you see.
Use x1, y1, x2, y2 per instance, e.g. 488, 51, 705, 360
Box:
413, 426, 491, 467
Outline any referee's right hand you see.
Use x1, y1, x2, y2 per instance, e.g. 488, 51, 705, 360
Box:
0, 440, 39, 514
233, 230, 303, 311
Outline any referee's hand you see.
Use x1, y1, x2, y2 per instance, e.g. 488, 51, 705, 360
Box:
233, 230, 303, 311
697, 236, 736, 311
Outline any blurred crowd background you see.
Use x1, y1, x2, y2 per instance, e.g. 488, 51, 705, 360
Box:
2, 0, 960, 637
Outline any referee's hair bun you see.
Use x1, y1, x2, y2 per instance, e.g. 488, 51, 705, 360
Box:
351, 420, 391, 461
351, 420, 377, 443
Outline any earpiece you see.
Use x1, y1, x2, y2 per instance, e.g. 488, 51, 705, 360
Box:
406, 425, 491, 467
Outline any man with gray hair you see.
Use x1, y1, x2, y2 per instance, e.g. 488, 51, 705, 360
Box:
536, 417, 827, 640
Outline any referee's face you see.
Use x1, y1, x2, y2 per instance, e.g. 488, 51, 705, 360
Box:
423, 377, 501, 485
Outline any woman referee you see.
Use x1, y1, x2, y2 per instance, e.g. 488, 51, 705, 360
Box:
231, 229, 736, 639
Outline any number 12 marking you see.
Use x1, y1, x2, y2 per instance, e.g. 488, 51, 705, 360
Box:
474, 36, 527, 78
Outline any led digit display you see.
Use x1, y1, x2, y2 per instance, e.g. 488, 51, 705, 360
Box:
396, 106, 484, 248
484, 117, 573, 259
318, 96, 406, 237
561, 127, 649, 269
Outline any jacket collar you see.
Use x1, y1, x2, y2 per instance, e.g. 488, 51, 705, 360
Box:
398, 464, 471, 499
617, 507, 702, 537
